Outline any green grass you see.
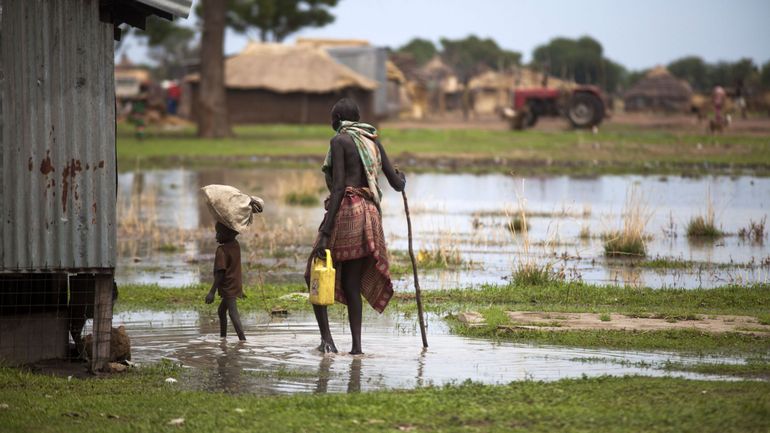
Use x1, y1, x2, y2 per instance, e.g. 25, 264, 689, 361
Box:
456, 321, 768, 356
661, 359, 770, 379
1, 366, 769, 433
411, 282, 770, 318
511, 263, 563, 286
156, 244, 183, 253
687, 216, 725, 238
284, 192, 320, 206
114, 283, 314, 313
116, 123, 770, 175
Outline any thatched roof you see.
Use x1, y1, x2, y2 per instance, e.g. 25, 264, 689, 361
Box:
295, 38, 370, 49
187, 43, 377, 93
468, 68, 575, 91
386, 60, 406, 83
624, 66, 692, 100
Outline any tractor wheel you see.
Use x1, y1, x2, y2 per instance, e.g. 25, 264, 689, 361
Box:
567, 93, 604, 128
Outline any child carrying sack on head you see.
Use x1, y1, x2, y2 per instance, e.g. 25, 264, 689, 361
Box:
200, 185, 264, 341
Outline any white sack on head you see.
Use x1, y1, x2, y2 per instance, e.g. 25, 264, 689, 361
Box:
200, 184, 264, 233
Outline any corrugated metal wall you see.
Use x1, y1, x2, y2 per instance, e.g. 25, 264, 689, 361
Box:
327, 46, 388, 118
0, 0, 116, 272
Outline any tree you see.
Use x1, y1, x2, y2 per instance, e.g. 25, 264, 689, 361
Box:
440, 35, 521, 82
397, 38, 437, 66
668, 56, 709, 91
197, 0, 232, 138
762, 60, 770, 90
226, 0, 339, 42
532, 36, 605, 88
133, 16, 196, 79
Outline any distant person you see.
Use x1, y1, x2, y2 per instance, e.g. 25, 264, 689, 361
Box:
166, 80, 181, 116
710, 85, 728, 133
205, 222, 246, 341
734, 78, 747, 119
305, 98, 406, 355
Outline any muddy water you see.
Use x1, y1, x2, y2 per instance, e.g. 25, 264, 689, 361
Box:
117, 309, 740, 395
115, 168, 769, 290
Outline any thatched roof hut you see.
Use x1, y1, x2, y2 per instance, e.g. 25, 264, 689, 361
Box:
187, 43, 378, 124
624, 66, 693, 112
467, 69, 575, 114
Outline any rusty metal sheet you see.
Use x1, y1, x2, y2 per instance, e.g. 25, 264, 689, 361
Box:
1, 0, 116, 272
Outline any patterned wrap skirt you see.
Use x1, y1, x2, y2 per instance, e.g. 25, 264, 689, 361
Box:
305, 187, 393, 313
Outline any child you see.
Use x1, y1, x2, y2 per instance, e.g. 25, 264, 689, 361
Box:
205, 222, 246, 341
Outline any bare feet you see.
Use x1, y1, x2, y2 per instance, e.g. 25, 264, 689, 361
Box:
317, 340, 338, 354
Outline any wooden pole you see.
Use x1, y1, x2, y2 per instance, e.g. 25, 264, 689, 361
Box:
91, 275, 113, 373
402, 191, 428, 348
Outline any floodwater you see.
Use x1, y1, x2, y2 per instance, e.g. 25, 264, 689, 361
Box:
117, 309, 744, 395
115, 168, 770, 290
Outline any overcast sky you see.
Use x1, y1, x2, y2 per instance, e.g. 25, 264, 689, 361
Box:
120, 0, 770, 70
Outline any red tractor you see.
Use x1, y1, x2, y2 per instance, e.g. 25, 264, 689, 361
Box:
502, 85, 606, 130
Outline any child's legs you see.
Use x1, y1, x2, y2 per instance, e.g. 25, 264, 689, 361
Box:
224, 297, 246, 341
217, 299, 228, 337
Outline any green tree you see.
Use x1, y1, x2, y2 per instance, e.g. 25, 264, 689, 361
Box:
762, 60, 770, 90
532, 36, 606, 88
668, 56, 709, 91
225, 0, 339, 42
439, 35, 521, 82
133, 16, 196, 79
397, 38, 437, 66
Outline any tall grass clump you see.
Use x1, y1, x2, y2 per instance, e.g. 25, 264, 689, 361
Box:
738, 217, 766, 243
508, 200, 564, 286
686, 189, 723, 238
604, 186, 652, 257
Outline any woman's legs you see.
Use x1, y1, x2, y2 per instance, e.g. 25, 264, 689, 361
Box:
313, 304, 338, 353
341, 257, 365, 354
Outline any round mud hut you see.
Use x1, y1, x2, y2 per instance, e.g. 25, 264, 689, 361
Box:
187, 43, 378, 124
623, 66, 693, 112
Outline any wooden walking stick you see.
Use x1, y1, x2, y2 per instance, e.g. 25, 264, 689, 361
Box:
402, 190, 428, 348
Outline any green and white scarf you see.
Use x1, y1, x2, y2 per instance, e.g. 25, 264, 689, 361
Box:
322, 121, 383, 206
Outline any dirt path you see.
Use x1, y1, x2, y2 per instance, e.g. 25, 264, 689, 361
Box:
456, 311, 770, 335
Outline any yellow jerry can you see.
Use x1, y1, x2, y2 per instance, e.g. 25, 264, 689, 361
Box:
309, 249, 335, 306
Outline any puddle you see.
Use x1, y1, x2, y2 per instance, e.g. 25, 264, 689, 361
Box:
117, 309, 747, 395
115, 168, 770, 290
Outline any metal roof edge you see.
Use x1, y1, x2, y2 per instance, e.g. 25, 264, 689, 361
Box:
135, 0, 192, 18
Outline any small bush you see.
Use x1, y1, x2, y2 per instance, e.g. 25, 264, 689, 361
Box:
506, 215, 530, 233
157, 243, 182, 253
578, 225, 591, 239
603, 186, 651, 258
512, 262, 564, 286
599, 314, 612, 322
284, 192, 319, 207
738, 217, 766, 242
604, 230, 646, 257
686, 216, 724, 238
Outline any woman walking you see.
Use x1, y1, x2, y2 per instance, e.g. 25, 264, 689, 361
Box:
305, 98, 405, 355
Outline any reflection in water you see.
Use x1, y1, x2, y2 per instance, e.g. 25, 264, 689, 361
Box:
117, 310, 743, 396
115, 169, 770, 290
347, 358, 362, 393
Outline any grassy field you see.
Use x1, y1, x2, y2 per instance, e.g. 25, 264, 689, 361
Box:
116, 123, 770, 175
115, 282, 770, 356
1, 365, 768, 433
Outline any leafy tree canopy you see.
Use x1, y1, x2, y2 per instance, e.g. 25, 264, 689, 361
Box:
440, 35, 521, 82
224, 0, 339, 42
397, 38, 437, 67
